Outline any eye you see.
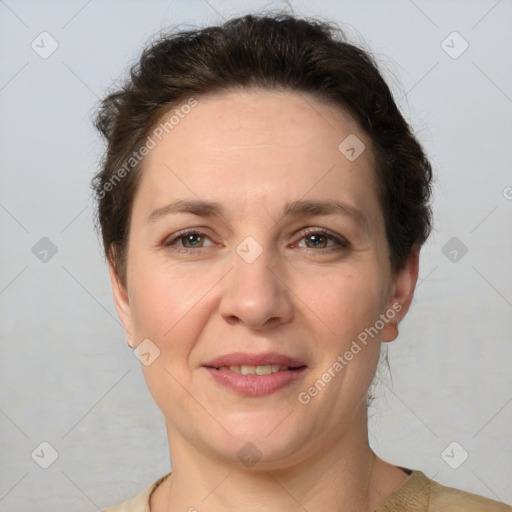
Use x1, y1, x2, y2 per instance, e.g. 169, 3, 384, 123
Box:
163, 228, 349, 254
294, 229, 349, 252
163, 230, 214, 252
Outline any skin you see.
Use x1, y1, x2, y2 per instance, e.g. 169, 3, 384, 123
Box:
109, 88, 420, 512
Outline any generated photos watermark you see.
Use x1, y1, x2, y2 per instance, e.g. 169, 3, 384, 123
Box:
298, 303, 402, 405
95, 97, 198, 199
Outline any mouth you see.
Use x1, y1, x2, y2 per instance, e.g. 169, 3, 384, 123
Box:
201, 353, 308, 396
203, 351, 307, 370
208, 364, 306, 375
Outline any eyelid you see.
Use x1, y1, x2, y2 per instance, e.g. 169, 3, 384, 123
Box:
292, 227, 350, 250
163, 228, 216, 249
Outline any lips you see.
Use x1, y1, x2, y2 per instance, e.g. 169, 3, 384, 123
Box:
203, 352, 306, 369
202, 352, 308, 396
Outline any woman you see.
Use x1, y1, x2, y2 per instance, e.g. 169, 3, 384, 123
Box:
92, 13, 511, 512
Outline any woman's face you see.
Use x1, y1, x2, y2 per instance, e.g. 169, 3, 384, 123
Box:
110, 89, 417, 468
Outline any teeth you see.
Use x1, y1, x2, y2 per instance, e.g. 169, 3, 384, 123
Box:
240, 365, 251, 375
218, 365, 290, 375
256, 365, 272, 375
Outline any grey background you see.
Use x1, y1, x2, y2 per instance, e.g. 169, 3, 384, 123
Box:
1, 0, 511, 510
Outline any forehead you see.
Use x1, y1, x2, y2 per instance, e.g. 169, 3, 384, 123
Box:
134, 88, 379, 219
154, 88, 365, 151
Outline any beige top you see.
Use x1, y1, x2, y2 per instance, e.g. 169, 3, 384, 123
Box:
103, 468, 512, 511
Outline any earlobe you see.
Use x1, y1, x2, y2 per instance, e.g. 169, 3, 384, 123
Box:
108, 253, 136, 348
381, 321, 399, 343
382, 245, 420, 343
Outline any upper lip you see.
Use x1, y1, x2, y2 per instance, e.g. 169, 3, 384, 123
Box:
203, 352, 307, 368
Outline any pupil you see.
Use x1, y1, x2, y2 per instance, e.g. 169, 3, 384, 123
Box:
185, 234, 201, 247
308, 234, 325, 248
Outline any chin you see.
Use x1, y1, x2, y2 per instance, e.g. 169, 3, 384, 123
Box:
202, 415, 310, 469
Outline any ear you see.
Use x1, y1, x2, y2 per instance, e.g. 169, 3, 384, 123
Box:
108, 247, 136, 348
381, 244, 420, 343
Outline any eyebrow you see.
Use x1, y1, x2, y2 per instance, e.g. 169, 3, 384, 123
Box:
146, 198, 369, 231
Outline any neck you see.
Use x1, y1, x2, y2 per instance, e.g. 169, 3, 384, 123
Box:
152, 404, 403, 512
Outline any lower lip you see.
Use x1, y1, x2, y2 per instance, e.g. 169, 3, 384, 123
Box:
203, 366, 308, 396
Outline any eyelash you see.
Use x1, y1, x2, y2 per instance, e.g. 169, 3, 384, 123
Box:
163, 228, 349, 254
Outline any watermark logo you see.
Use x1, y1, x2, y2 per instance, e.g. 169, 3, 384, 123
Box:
441, 441, 469, 469
338, 134, 366, 161
442, 237, 468, 263
441, 31, 469, 59
31, 31, 59, 59
32, 237, 58, 263
237, 442, 262, 468
236, 236, 263, 264
31, 441, 59, 469
134, 338, 161, 366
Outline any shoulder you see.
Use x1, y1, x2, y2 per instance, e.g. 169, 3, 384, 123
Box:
428, 476, 512, 511
378, 468, 512, 511
102, 473, 171, 512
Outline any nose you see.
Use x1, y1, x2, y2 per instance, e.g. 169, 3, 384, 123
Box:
219, 242, 294, 330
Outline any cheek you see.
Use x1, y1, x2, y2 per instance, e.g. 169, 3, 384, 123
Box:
128, 255, 219, 355
131, 264, 215, 416
296, 266, 388, 346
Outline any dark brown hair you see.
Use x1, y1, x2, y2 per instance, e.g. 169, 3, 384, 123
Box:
92, 13, 433, 287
